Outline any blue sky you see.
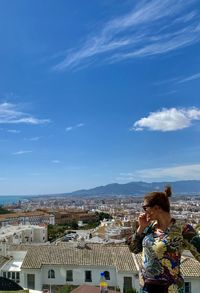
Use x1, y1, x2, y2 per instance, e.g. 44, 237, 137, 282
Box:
0, 0, 200, 195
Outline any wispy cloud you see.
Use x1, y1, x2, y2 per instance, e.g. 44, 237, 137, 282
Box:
65, 123, 85, 132
52, 0, 200, 71
29, 136, 40, 141
118, 164, 200, 182
0, 102, 50, 125
29, 172, 44, 176
52, 160, 61, 164
157, 90, 178, 96
12, 150, 32, 155
7, 129, 21, 134
66, 126, 73, 132
178, 72, 200, 83
77, 123, 84, 127
156, 72, 200, 85
65, 165, 87, 170
24, 136, 41, 142
131, 107, 200, 132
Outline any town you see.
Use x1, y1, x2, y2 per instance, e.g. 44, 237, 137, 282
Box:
0, 195, 200, 293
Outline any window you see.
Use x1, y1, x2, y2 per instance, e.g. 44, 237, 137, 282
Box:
85, 270, 92, 282
16, 272, 20, 283
104, 271, 110, 280
184, 282, 191, 293
3, 271, 20, 283
48, 269, 55, 279
66, 270, 73, 282
123, 276, 132, 292
12, 272, 15, 280
27, 274, 35, 289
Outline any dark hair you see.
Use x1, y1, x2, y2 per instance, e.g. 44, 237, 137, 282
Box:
144, 186, 172, 213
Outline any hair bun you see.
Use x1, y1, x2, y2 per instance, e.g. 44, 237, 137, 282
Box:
164, 186, 172, 197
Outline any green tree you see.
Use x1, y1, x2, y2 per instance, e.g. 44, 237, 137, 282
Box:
71, 220, 78, 230
0, 207, 13, 214
126, 288, 138, 293
97, 212, 113, 221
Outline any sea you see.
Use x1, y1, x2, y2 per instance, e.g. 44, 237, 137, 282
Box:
0, 195, 29, 206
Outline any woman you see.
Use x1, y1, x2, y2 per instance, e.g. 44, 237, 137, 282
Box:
128, 186, 200, 293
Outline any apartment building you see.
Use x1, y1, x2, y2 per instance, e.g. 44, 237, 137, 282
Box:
54, 210, 98, 225
0, 212, 55, 227
0, 224, 48, 244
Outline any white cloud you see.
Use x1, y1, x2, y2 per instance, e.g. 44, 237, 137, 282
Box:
65, 126, 73, 132
52, 160, 60, 164
77, 123, 85, 128
65, 123, 85, 132
65, 165, 87, 170
29, 136, 40, 141
131, 107, 200, 132
52, 0, 200, 71
118, 164, 200, 182
7, 129, 21, 133
12, 150, 32, 155
154, 71, 200, 86
0, 102, 50, 125
29, 172, 44, 176
178, 72, 200, 83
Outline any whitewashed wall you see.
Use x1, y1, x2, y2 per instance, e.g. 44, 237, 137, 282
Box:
184, 277, 200, 293
33, 227, 47, 243
117, 271, 139, 293
3, 262, 200, 293
22, 269, 42, 290
22, 265, 118, 291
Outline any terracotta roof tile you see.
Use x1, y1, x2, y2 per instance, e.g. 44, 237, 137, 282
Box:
0, 255, 9, 266
181, 256, 200, 277
10, 244, 136, 272
9, 244, 200, 277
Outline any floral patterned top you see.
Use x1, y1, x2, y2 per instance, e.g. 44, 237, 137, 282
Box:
128, 219, 200, 292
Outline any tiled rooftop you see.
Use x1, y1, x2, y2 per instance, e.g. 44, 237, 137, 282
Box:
0, 211, 49, 220
9, 244, 137, 272
8, 244, 200, 277
181, 256, 200, 277
0, 255, 9, 267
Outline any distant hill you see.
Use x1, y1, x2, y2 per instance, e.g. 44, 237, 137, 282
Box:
66, 180, 200, 197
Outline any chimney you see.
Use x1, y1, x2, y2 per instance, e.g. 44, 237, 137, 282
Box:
77, 237, 86, 249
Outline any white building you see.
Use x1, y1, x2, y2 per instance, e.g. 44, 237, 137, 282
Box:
0, 243, 137, 292
0, 224, 48, 244
0, 212, 55, 227
0, 243, 200, 293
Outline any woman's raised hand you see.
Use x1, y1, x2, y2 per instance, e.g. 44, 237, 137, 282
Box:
137, 213, 150, 234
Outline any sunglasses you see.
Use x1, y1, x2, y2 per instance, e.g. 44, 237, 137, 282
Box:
142, 204, 151, 211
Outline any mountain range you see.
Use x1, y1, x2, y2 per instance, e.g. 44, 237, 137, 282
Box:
66, 180, 200, 197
